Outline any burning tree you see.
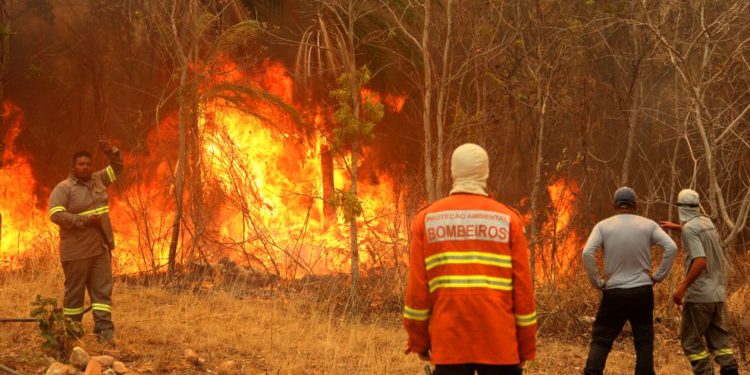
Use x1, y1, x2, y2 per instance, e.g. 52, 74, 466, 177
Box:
2, 0, 748, 287
133, 0, 302, 275
65, 0, 404, 281
330, 67, 384, 299
295, 0, 389, 298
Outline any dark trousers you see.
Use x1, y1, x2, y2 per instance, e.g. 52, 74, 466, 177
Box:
61, 251, 114, 334
681, 302, 739, 375
584, 285, 654, 375
434, 364, 522, 375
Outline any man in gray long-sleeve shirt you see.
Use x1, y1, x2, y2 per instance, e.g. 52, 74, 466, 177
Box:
581, 187, 677, 375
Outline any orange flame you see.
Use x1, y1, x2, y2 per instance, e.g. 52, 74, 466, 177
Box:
383, 94, 406, 113
361, 88, 406, 113
0, 102, 56, 267
0, 60, 406, 276
536, 178, 580, 279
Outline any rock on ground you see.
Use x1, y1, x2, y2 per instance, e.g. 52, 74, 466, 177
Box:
70, 347, 91, 370
111, 361, 129, 374
83, 359, 102, 375
92, 355, 115, 367
46, 362, 76, 375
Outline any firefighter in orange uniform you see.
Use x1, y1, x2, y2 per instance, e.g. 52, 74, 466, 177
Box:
403, 143, 537, 375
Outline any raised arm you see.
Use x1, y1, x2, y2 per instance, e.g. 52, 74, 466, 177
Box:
97, 140, 123, 186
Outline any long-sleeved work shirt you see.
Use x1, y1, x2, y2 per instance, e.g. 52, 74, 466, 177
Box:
582, 213, 677, 290
49, 149, 123, 261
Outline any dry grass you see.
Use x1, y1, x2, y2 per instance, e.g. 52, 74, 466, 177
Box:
1, 255, 748, 374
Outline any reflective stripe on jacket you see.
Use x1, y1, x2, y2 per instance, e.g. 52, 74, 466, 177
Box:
49, 150, 123, 261
403, 194, 537, 364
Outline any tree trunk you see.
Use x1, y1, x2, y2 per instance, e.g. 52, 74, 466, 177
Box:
168, 65, 188, 276
434, 0, 452, 199
392, 178, 403, 270
691, 97, 731, 228
421, 0, 435, 202
620, 77, 641, 186
321, 143, 335, 227
346, 3, 360, 301
349, 146, 359, 296
189, 95, 204, 263
529, 86, 546, 282
667, 73, 681, 224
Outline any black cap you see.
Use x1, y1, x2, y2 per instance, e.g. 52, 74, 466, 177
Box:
614, 187, 637, 208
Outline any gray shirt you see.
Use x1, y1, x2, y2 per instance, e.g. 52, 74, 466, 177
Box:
582, 214, 677, 290
681, 215, 727, 303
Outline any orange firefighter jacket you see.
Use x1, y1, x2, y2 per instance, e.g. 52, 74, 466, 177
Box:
403, 193, 537, 365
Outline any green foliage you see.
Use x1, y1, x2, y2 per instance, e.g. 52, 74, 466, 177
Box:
329, 189, 363, 222
329, 66, 384, 153
30, 295, 81, 360
328, 66, 384, 224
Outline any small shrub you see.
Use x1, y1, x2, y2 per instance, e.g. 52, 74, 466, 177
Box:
29, 295, 81, 360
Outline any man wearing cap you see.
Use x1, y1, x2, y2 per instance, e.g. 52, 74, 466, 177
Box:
660, 189, 739, 375
581, 187, 677, 375
403, 143, 536, 374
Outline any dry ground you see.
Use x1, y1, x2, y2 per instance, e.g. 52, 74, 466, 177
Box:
0, 261, 747, 374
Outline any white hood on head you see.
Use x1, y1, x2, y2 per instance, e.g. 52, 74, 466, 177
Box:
450, 143, 489, 196
677, 189, 701, 224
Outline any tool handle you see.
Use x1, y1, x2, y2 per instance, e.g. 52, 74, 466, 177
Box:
0, 318, 36, 323
0, 305, 91, 323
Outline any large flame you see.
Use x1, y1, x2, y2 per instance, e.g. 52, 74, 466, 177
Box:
0, 60, 408, 277
536, 178, 580, 279
2, 66, 582, 282
0, 102, 56, 267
